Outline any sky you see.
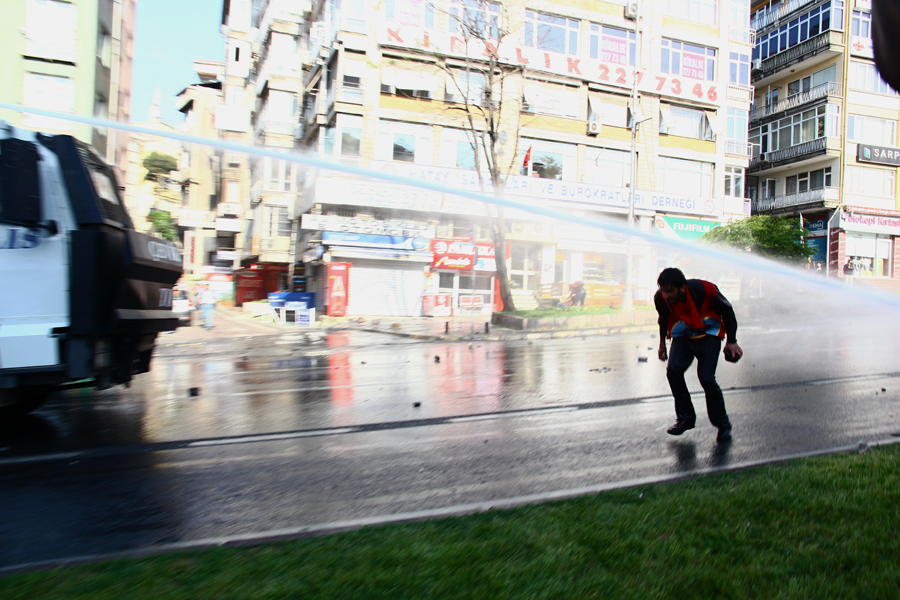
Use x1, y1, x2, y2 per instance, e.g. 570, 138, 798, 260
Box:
131, 0, 225, 126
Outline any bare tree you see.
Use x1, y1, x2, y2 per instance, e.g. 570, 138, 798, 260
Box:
429, 0, 537, 313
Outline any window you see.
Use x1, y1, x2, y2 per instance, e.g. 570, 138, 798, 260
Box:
584, 147, 632, 188
660, 105, 713, 140
449, 0, 500, 39
724, 166, 745, 198
440, 128, 481, 170
264, 158, 293, 192
266, 206, 291, 238
849, 61, 896, 94
383, 69, 435, 99
22, 72, 75, 131
385, 0, 434, 27
522, 81, 579, 118
520, 140, 576, 180
524, 11, 579, 55
848, 166, 895, 198
749, 105, 834, 153
785, 167, 832, 195
377, 121, 433, 164
444, 71, 485, 104
848, 115, 897, 146
587, 94, 630, 128
726, 108, 749, 154
590, 24, 635, 65
662, 0, 718, 26
25, 0, 77, 62
266, 91, 296, 122
753, 2, 843, 61
729, 52, 750, 86
852, 10, 872, 38
341, 128, 362, 156
661, 39, 717, 81
656, 156, 714, 197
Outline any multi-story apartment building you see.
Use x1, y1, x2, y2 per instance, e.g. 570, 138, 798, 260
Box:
176, 61, 228, 279
0, 0, 137, 181
749, 0, 900, 282
214, 1, 258, 296
282, 0, 755, 316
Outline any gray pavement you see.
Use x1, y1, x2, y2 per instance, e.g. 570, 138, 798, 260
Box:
165, 304, 657, 344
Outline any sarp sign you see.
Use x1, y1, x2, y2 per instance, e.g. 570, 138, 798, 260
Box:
431, 239, 496, 271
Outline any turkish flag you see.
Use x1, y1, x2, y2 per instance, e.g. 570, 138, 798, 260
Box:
522, 145, 532, 169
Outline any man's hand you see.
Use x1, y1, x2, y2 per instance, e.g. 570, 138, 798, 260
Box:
724, 342, 743, 362
658, 343, 668, 362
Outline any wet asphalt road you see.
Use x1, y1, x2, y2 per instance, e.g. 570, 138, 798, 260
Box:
2, 311, 900, 571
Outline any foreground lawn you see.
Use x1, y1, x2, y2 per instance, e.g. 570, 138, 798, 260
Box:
3, 444, 899, 599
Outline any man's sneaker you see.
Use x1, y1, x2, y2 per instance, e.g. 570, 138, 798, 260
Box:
716, 427, 733, 443
667, 421, 695, 436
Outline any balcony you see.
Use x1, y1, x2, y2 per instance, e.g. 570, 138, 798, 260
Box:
750, 137, 836, 171
752, 30, 844, 84
729, 27, 757, 46
751, 0, 822, 31
750, 81, 842, 124
725, 140, 754, 159
325, 83, 364, 112
751, 186, 840, 214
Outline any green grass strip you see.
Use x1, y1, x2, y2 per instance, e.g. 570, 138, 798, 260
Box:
3, 444, 900, 599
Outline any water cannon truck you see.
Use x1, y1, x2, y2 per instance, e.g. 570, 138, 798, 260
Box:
0, 123, 182, 417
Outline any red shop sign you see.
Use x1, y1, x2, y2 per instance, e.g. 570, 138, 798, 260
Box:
431, 239, 495, 270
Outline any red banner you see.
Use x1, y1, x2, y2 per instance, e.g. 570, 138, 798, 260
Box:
430, 239, 495, 270
326, 262, 350, 316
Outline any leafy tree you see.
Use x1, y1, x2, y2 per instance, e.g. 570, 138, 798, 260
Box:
142, 151, 177, 182
700, 216, 815, 263
424, 0, 535, 312
149, 210, 177, 242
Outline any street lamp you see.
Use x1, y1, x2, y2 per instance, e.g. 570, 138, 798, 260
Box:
622, 1, 649, 312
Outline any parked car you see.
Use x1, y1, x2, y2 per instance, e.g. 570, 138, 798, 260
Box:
172, 288, 195, 326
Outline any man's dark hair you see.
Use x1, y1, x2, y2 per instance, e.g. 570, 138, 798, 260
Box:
658, 267, 686, 288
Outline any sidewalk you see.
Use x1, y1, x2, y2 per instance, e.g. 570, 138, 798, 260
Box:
159, 305, 656, 344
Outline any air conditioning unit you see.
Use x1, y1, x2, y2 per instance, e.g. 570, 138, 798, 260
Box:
624, 1, 639, 20
752, 58, 762, 70
758, 152, 768, 162
587, 120, 601, 135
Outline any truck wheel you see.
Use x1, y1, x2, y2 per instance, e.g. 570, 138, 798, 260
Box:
0, 387, 52, 418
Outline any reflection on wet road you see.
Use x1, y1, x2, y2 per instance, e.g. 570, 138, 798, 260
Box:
2, 322, 900, 570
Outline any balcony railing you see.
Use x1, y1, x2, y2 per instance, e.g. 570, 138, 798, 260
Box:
751, 0, 822, 32
751, 137, 827, 169
752, 186, 840, 213
729, 27, 757, 46
725, 140, 754, 158
750, 81, 842, 122
326, 83, 364, 110
753, 30, 843, 81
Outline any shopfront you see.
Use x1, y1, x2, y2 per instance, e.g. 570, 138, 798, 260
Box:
428, 239, 498, 315
322, 232, 432, 316
828, 206, 900, 278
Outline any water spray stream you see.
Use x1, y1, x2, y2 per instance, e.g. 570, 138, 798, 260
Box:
3, 102, 899, 308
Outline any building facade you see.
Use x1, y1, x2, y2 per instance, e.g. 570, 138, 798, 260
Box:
0, 0, 136, 181
749, 0, 900, 282
279, 0, 756, 316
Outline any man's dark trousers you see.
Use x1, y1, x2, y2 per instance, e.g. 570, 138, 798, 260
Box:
666, 335, 731, 428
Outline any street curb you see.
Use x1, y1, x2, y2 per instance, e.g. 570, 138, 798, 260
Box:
3, 436, 897, 577
324, 324, 659, 342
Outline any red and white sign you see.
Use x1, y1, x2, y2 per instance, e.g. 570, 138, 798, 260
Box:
378, 26, 720, 105
459, 295, 484, 308
326, 262, 350, 316
430, 239, 496, 271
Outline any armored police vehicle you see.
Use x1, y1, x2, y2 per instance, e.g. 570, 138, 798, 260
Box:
0, 123, 182, 417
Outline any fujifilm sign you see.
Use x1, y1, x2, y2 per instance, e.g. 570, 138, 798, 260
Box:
857, 144, 900, 167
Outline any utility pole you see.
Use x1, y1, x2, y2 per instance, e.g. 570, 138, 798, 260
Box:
623, 0, 642, 312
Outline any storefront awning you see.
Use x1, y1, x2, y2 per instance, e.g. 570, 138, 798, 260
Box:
327, 246, 433, 262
